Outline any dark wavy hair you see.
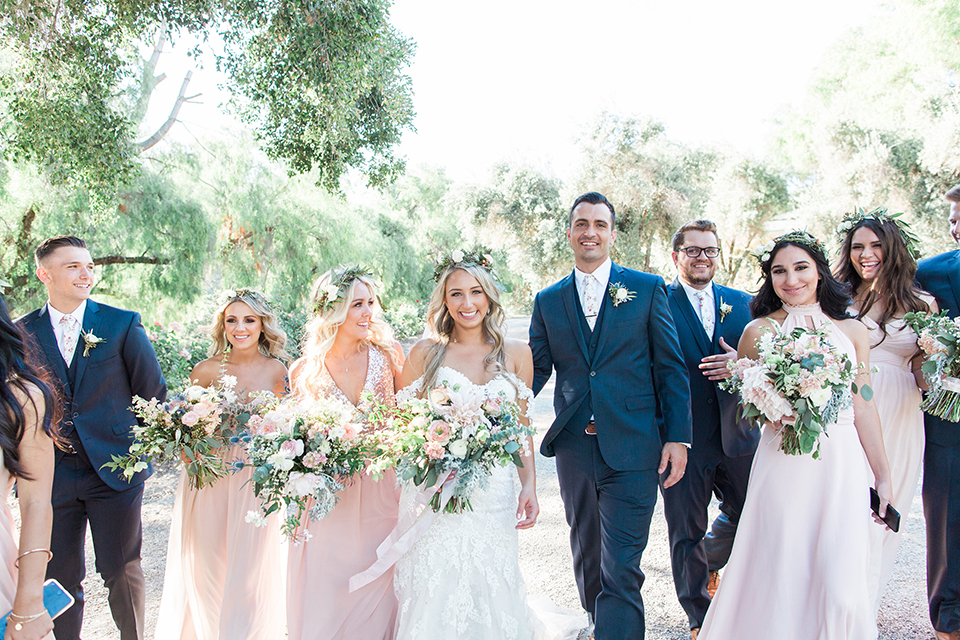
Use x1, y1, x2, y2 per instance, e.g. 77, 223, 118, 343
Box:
833, 218, 931, 337
751, 235, 853, 321
0, 295, 57, 478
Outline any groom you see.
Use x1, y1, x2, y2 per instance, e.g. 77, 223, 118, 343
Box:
530, 192, 692, 639
916, 187, 960, 640
19, 235, 165, 640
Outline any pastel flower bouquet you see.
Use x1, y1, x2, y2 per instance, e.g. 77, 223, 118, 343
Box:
905, 311, 960, 421
721, 325, 869, 458
242, 396, 370, 543
103, 376, 250, 490
379, 383, 535, 514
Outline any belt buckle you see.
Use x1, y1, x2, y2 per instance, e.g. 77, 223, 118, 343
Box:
585, 421, 597, 435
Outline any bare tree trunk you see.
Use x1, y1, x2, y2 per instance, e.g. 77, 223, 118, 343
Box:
136, 71, 200, 152
131, 25, 168, 128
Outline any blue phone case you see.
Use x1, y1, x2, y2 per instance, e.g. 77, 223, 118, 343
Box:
0, 579, 75, 634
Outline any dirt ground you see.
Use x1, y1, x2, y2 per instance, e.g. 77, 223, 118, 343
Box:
63, 317, 936, 639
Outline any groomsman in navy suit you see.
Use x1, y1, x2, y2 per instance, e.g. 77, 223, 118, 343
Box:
916, 188, 960, 640
530, 192, 691, 640
659, 220, 758, 639
19, 236, 165, 640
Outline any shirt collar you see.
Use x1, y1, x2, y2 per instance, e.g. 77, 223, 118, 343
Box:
47, 299, 87, 328
678, 279, 713, 302
574, 258, 613, 289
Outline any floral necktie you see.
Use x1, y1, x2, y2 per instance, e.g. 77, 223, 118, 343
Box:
60, 314, 78, 363
583, 274, 598, 331
695, 290, 714, 339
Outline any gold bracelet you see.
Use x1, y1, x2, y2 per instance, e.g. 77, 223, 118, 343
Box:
7, 610, 46, 630
14, 548, 53, 568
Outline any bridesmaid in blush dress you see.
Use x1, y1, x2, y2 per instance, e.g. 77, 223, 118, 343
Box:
834, 210, 936, 613
0, 294, 57, 640
155, 289, 288, 640
286, 266, 404, 640
699, 233, 893, 640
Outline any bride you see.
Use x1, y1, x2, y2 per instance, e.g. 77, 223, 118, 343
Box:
394, 252, 541, 640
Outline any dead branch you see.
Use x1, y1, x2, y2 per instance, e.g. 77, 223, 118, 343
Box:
136, 70, 200, 152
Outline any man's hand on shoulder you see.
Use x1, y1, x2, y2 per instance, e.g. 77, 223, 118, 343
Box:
659, 442, 687, 488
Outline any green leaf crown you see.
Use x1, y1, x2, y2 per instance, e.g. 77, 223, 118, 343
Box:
216, 287, 273, 310
752, 230, 827, 268
432, 247, 501, 284
313, 264, 376, 315
834, 206, 921, 260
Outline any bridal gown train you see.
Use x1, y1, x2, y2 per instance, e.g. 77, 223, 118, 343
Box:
699, 304, 878, 640
393, 367, 583, 640
861, 314, 924, 613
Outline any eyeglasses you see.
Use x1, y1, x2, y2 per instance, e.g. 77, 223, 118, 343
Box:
679, 246, 721, 258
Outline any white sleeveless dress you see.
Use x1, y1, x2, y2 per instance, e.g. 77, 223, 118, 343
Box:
699, 304, 878, 640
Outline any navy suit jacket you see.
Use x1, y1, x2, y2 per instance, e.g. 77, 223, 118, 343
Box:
916, 250, 960, 447
665, 280, 758, 457
530, 263, 692, 471
19, 300, 166, 490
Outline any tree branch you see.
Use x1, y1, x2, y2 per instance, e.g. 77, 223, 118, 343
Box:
94, 256, 170, 266
131, 24, 167, 128
136, 70, 199, 152
15, 205, 38, 265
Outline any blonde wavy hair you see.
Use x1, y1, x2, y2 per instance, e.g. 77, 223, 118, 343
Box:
294, 269, 398, 398
421, 264, 510, 392
208, 290, 290, 362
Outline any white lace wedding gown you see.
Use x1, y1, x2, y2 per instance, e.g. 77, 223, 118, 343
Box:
393, 367, 579, 640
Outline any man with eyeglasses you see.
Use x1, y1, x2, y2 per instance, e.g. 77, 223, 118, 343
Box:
659, 220, 758, 640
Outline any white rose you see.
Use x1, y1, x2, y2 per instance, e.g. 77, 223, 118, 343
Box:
184, 385, 205, 401
451, 249, 465, 262
448, 438, 468, 458
285, 471, 321, 497
220, 375, 238, 389
267, 451, 295, 472
317, 439, 332, 455
245, 510, 267, 526
323, 284, 340, 301
809, 386, 832, 409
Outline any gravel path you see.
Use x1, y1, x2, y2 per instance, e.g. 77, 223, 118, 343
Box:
65, 317, 934, 638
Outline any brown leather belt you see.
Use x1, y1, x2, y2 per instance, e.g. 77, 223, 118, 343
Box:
585, 420, 596, 435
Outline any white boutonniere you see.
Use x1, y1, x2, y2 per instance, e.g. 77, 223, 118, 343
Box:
81, 330, 105, 357
719, 299, 733, 323
608, 282, 636, 307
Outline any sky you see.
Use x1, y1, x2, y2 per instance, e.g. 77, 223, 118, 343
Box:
145, 0, 881, 183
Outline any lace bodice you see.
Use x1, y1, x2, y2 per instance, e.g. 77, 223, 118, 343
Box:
398, 366, 534, 408
317, 345, 396, 410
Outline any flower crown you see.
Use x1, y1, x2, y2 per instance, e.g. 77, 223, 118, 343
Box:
216, 287, 272, 310
432, 248, 501, 284
314, 265, 376, 315
835, 206, 921, 260
752, 230, 827, 267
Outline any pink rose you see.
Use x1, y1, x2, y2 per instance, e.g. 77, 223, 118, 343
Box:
181, 411, 200, 426
194, 401, 215, 417
426, 420, 451, 444
430, 387, 452, 405
302, 451, 325, 469
280, 439, 305, 459
342, 423, 360, 441
424, 442, 445, 460
482, 396, 502, 413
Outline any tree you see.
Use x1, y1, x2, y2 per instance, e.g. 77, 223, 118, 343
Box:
0, 0, 416, 196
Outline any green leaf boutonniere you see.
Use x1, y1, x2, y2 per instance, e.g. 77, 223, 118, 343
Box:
82, 330, 105, 357
608, 282, 636, 307
719, 299, 733, 323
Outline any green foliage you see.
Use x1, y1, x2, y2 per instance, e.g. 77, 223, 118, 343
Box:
146, 320, 209, 389
382, 300, 425, 340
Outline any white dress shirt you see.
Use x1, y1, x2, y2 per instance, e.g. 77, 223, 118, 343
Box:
47, 299, 87, 364
574, 258, 613, 321
679, 280, 715, 339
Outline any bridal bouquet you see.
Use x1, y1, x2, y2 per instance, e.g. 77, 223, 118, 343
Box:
721, 325, 869, 458
243, 396, 370, 543
377, 384, 535, 514
905, 310, 960, 421
103, 376, 249, 489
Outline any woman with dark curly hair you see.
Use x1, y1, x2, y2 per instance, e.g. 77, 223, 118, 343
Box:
0, 292, 58, 640
834, 208, 936, 613
700, 232, 893, 640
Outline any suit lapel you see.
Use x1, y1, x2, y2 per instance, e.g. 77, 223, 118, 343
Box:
30, 307, 70, 388
72, 299, 100, 391
946, 252, 960, 315
711, 283, 723, 350
669, 279, 711, 356
591, 264, 620, 364
560, 273, 590, 363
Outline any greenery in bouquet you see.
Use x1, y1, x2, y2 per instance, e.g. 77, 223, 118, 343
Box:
242, 396, 371, 543
904, 311, 960, 421
721, 325, 870, 458
375, 383, 535, 514
103, 376, 251, 489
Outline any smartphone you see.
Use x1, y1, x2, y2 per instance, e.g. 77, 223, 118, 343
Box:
0, 579, 75, 634
870, 487, 901, 533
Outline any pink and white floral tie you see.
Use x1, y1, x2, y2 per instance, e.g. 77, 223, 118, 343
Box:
583, 274, 599, 330
695, 290, 714, 339
60, 314, 78, 363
